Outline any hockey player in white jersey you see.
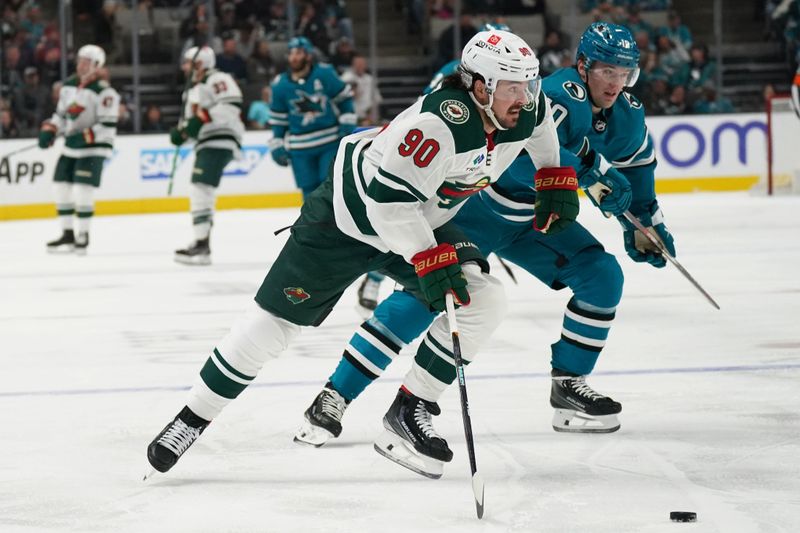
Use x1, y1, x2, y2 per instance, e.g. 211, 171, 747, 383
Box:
171, 46, 245, 265
39, 45, 119, 255
146, 30, 580, 480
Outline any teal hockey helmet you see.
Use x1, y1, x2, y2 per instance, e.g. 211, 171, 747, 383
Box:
288, 36, 314, 53
576, 22, 640, 86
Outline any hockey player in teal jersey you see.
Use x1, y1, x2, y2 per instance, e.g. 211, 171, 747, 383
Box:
268, 37, 357, 198
295, 22, 678, 446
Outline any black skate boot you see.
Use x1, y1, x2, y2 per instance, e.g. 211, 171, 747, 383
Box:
146, 406, 210, 475
46, 229, 75, 253
294, 383, 349, 447
357, 275, 381, 313
174, 237, 211, 266
374, 387, 453, 479
74, 232, 89, 256
550, 368, 621, 433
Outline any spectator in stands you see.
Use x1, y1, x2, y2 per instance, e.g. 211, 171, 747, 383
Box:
538, 30, 571, 77
296, 2, 330, 54
653, 33, 689, 87
41, 80, 62, 122
247, 39, 276, 86
643, 73, 670, 115
329, 36, 356, 73
22, 3, 45, 45
4, 45, 25, 92
1, 108, 22, 138
324, 0, 354, 42
12, 66, 48, 136
663, 84, 688, 115
341, 54, 382, 125
435, 12, 477, 69
247, 86, 271, 129
658, 10, 692, 50
692, 82, 735, 114
265, 0, 290, 41
180, 3, 223, 55
142, 104, 166, 132
217, 34, 248, 82
39, 46, 62, 87
94, 0, 118, 61
682, 42, 717, 96
405, 0, 424, 34
218, 2, 238, 35
430, 0, 454, 19
624, 6, 654, 43
588, 1, 626, 24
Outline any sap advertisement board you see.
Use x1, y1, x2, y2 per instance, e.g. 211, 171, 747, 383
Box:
0, 114, 768, 209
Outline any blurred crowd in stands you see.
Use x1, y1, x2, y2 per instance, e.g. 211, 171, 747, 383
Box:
3, 0, 800, 139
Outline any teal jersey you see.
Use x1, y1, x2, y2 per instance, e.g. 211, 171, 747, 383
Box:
483, 67, 657, 222
268, 63, 356, 150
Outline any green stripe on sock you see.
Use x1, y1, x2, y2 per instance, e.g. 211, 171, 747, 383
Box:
76, 211, 94, 218
57, 209, 75, 216
212, 348, 255, 381
414, 341, 456, 385
199, 357, 248, 400
193, 214, 212, 225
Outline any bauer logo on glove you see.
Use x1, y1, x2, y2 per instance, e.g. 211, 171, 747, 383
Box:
533, 167, 580, 235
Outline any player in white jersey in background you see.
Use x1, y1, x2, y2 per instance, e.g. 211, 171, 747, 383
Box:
146, 30, 580, 480
39, 45, 119, 255
791, 64, 800, 118
171, 46, 245, 265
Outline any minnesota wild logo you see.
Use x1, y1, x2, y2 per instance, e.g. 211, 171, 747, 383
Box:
283, 287, 311, 304
440, 100, 469, 124
436, 176, 491, 208
66, 102, 86, 119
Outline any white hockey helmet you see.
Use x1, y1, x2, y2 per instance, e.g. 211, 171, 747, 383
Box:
183, 45, 215, 71
459, 30, 541, 130
77, 44, 106, 69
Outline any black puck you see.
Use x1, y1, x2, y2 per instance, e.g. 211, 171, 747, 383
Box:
670, 511, 697, 523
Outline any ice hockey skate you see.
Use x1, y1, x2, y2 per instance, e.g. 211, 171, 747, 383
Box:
46, 229, 76, 254
294, 385, 349, 447
374, 387, 453, 479
356, 275, 381, 317
550, 368, 621, 433
174, 237, 211, 266
74, 232, 89, 256
145, 406, 209, 478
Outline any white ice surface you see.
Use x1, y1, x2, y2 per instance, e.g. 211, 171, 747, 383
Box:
1, 192, 799, 533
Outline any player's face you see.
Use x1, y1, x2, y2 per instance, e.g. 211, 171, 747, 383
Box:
288, 48, 309, 72
585, 61, 632, 109
490, 79, 535, 129
76, 57, 93, 77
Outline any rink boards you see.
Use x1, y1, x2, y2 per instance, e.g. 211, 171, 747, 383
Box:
0, 113, 768, 220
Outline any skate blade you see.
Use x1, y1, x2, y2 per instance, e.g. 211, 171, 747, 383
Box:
142, 466, 159, 481
293, 419, 334, 448
174, 254, 211, 266
74, 248, 88, 256
373, 430, 443, 479
552, 409, 620, 434
46, 245, 75, 254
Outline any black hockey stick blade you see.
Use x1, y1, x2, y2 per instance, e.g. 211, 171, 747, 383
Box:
495, 255, 517, 284
622, 211, 720, 310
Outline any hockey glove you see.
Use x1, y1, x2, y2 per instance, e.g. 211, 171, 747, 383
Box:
619, 200, 676, 268
533, 167, 580, 235
411, 243, 470, 312
38, 123, 57, 149
169, 127, 187, 146
269, 138, 290, 167
577, 150, 632, 216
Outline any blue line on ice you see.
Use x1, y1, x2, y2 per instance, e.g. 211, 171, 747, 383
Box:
2, 362, 799, 398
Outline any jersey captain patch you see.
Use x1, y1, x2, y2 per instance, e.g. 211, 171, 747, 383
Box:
440, 100, 469, 124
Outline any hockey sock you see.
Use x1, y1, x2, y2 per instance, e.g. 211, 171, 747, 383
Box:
54, 182, 74, 230
74, 183, 95, 235
330, 291, 435, 401
551, 297, 615, 376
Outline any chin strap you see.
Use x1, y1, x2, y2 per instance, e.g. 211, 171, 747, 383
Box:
469, 92, 507, 131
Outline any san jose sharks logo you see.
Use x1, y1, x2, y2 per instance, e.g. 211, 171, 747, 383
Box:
283, 287, 311, 304
66, 102, 86, 119
436, 176, 491, 209
291, 90, 327, 126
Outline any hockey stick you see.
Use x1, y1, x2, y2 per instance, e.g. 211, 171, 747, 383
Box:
1, 141, 40, 163
495, 255, 517, 284
167, 47, 202, 196
621, 210, 720, 310
445, 293, 486, 520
